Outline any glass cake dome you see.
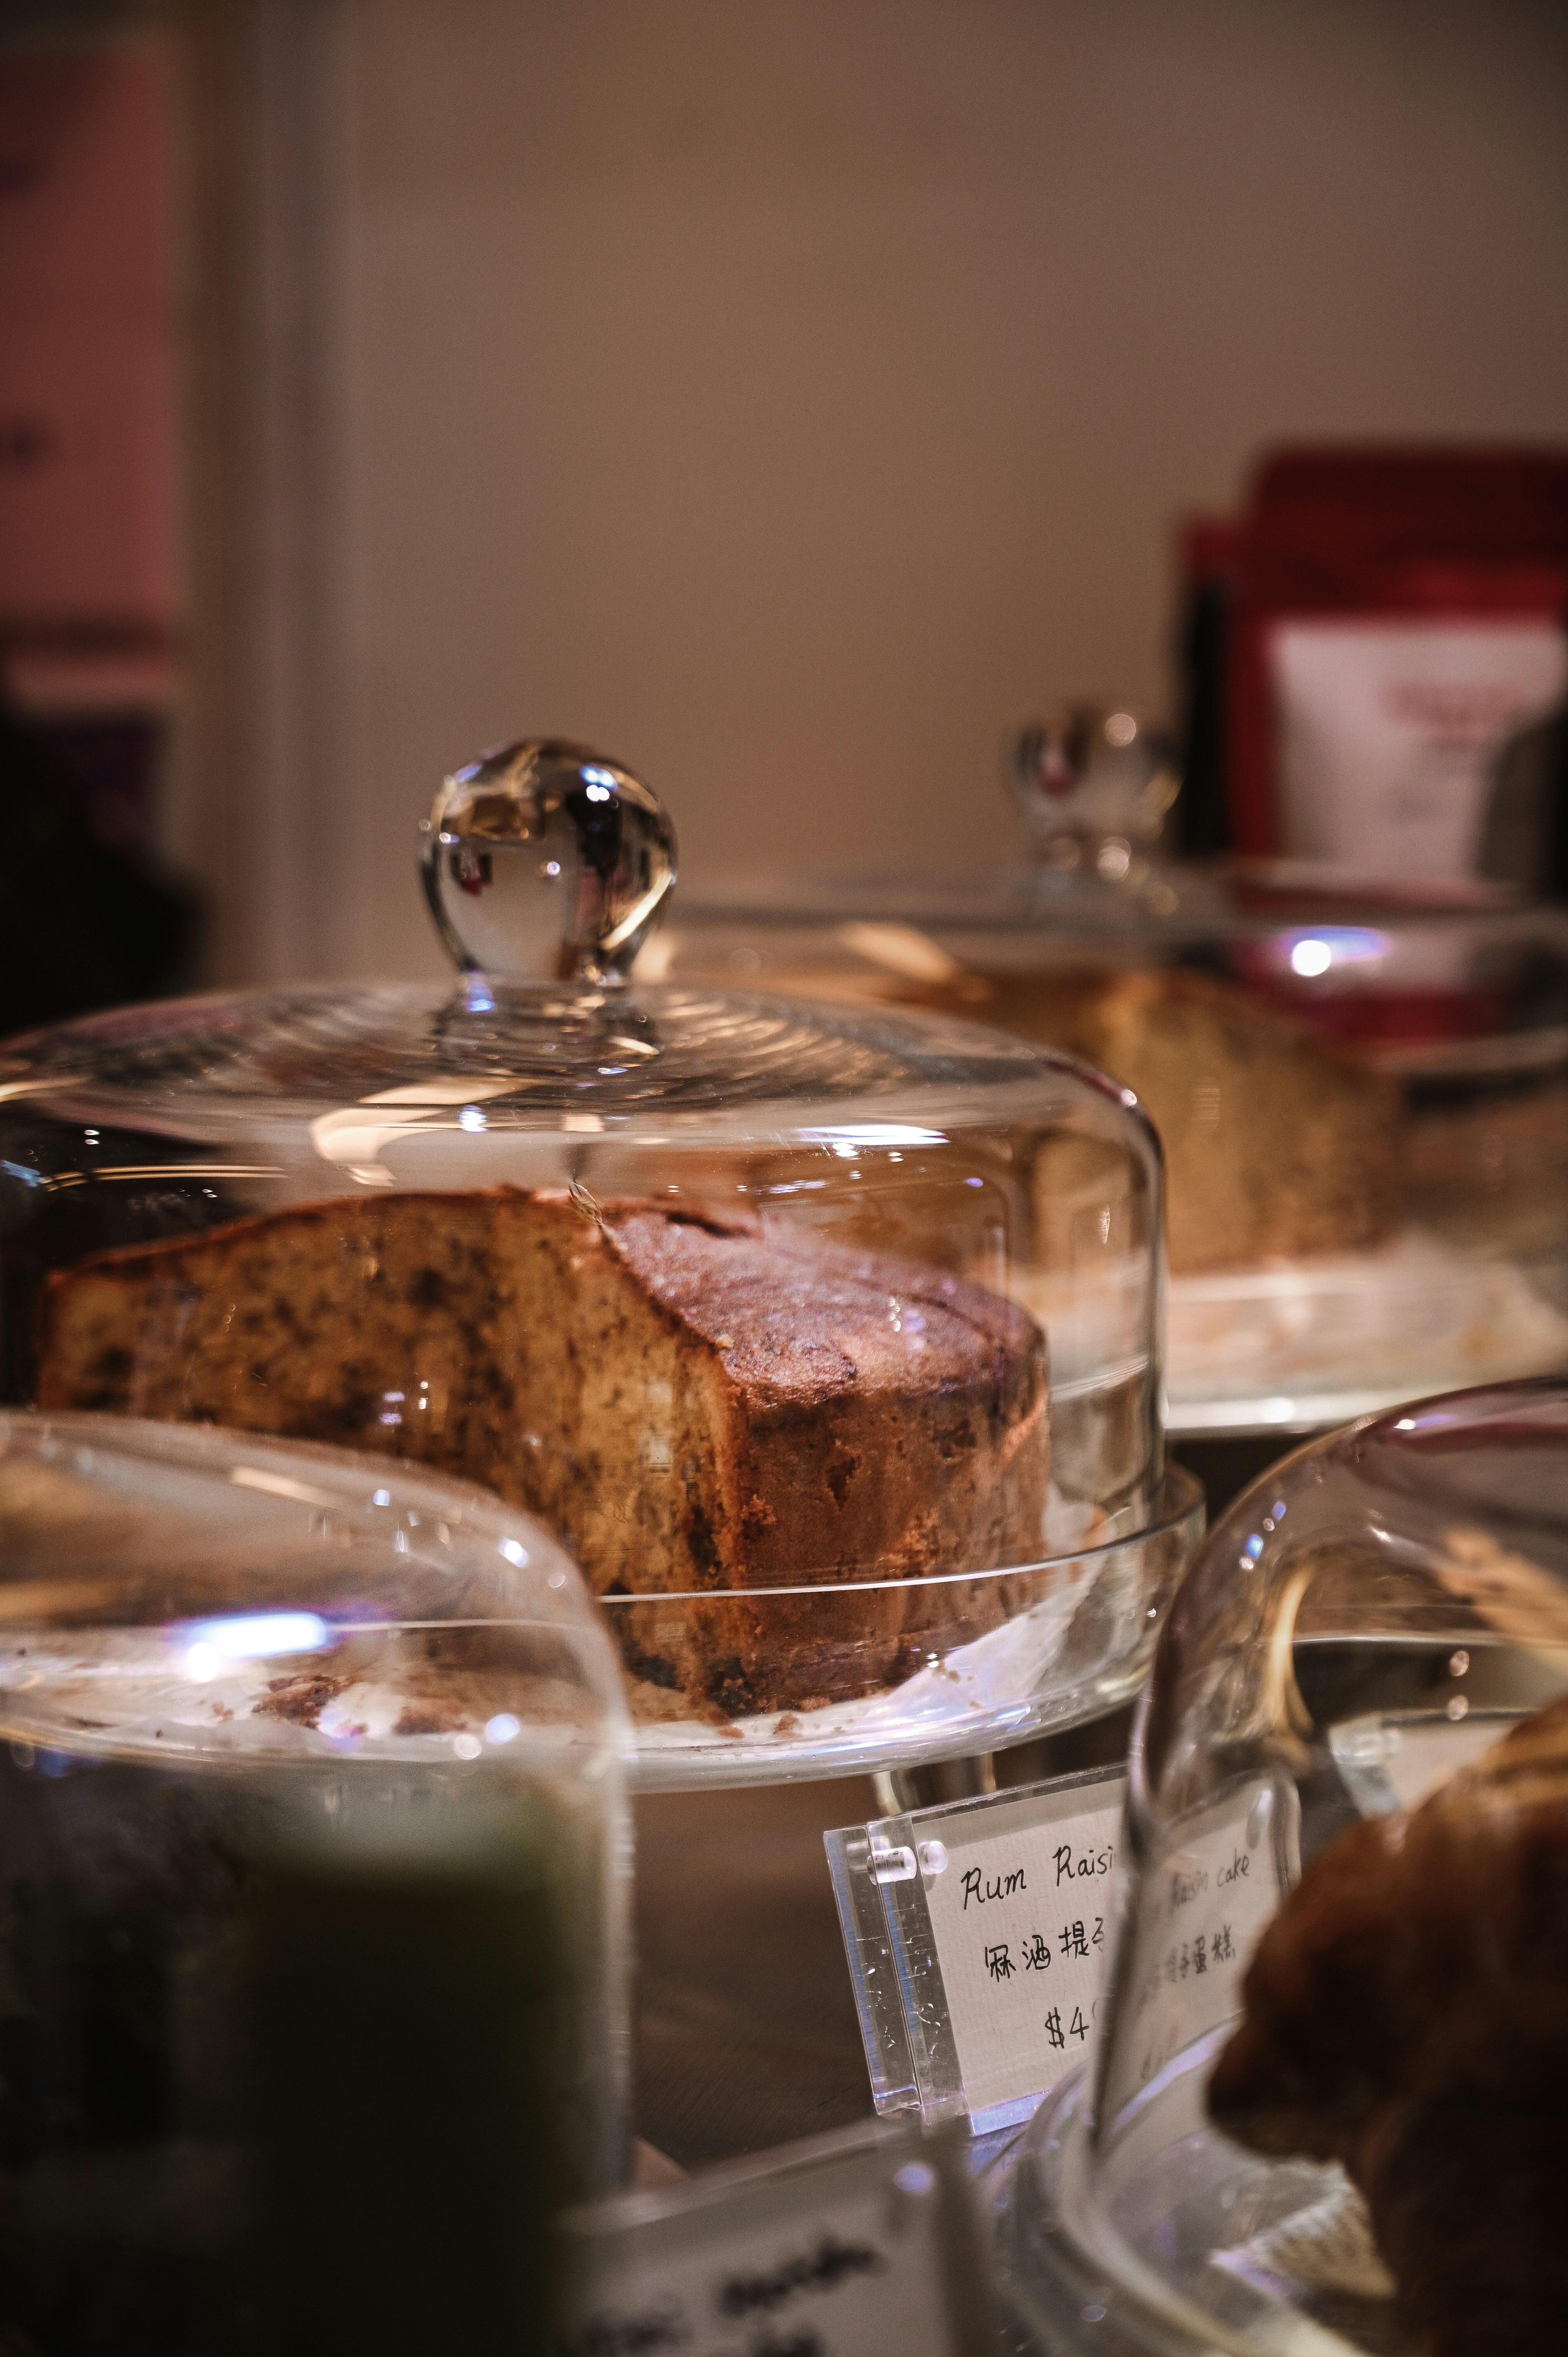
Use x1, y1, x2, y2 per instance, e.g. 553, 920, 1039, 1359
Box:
0, 1407, 632, 2354
664, 711, 1568, 1441
1000, 1376, 1568, 2357
0, 743, 1197, 1786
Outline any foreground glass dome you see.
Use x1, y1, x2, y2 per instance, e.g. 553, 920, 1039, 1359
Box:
0, 1408, 632, 2353
0, 744, 1191, 1782
1004, 1376, 1568, 2356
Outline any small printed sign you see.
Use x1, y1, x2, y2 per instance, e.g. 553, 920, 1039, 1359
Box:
556, 2119, 992, 2357
1100, 1776, 1292, 2121
826, 1767, 1126, 2132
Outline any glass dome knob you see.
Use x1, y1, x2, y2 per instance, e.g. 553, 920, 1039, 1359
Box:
1008, 703, 1180, 878
420, 739, 678, 986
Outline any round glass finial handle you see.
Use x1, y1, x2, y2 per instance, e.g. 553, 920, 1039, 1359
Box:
419, 740, 678, 986
1007, 703, 1180, 879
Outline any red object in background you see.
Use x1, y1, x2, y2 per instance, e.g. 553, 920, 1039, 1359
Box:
1224, 447, 1568, 891
1172, 452, 1568, 1050
1250, 448, 1568, 555
1267, 988, 1515, 1046
1180, 515, 1248, 583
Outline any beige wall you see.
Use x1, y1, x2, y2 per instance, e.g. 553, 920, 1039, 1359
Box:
303, 0, 1568, 980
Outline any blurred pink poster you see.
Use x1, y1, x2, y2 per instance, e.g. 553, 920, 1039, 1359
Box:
0, 37, 177, 637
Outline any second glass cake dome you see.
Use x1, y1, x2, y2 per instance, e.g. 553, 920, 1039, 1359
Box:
0, 742, 1197, 1785
663, 710, 1568, 1439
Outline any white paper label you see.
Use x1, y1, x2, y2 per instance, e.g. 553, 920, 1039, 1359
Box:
916, 1777, 1124, 2119
1104, 1779, 1288, 2118
559, 2125, 986, 2357
1269, 618, 1568, 887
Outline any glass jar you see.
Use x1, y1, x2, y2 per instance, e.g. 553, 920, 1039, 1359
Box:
0, 742, 1195, 1783
1003, 1375, 1568, 2357
666, 742, 1568, 1442
0, 1406, 631, 2352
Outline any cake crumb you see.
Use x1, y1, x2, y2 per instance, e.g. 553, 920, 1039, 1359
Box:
773, 1712, 802, 1737
256, 1674, 347, 1728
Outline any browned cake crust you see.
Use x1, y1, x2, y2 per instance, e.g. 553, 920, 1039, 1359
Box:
1208, 1698, 1568, 2357
35, 1189, 1049, 1716
900, 967, 1406, 1275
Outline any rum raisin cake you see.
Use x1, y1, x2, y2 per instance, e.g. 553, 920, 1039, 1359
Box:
1208, 1698, 1568, 2357
36, 1190, 1049, 1716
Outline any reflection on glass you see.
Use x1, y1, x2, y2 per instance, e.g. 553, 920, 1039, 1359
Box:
1006, 1378, 1568, 2357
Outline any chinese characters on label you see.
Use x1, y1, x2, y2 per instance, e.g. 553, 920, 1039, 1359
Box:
919, 1785, 1123, 2120
985, 1914, 1104, 1984
1129, 1916, 1238, 2008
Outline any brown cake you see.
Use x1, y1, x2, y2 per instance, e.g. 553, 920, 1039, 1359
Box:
35, 1188, 1049, 1717
1208, 1698, 1568, 2357
1406, 1078, 1568, 1256
899, 967, 1406, 1275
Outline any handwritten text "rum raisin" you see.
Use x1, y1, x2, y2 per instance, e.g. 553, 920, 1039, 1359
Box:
961, 1864, 1026, 1910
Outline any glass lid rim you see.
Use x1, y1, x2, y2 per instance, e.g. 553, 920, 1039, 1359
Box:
1161, 1373, 1568, 1578
592, 1465, 1201, 1607
0, 1613, 617, 1641
0, 975, 1101, 1070
0, 1407, 582, 1553
0, 978, 1147, 1134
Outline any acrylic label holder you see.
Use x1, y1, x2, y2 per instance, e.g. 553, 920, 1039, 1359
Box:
556, 2118, 993, 2357
825, 1766, 1127, 2136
